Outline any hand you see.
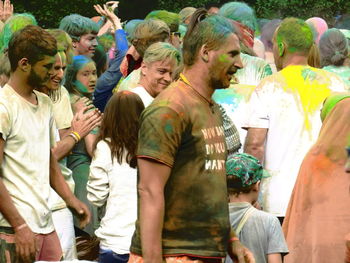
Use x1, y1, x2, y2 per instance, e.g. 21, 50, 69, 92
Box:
71, 106, 102, 138
94, 3, 121, 30
228, 240, 255, 263
72, 97, 93, 114
67, 198, 91, 229
0, 0, 13, 22
14, 225, 36, 263
106, 1, 119, 11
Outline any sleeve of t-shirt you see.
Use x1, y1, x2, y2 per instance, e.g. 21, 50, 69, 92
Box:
137, 106, 184, 167
0, 102, 11, 140
243, 89, 269, 129
267, 216, 289, 255
53, 86, 74, 130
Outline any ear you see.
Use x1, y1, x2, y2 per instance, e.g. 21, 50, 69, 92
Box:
72, 39, 78, 49
278, 41, 285, 57
199, 44, 209, 63
253, 181, 260, 192
17, 58, 31, 72
140, 62, 147, 76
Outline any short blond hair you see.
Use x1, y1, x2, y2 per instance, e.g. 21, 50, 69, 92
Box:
143, 42, 181, 67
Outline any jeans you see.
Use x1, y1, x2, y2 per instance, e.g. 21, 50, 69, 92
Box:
99, 248, 129, 263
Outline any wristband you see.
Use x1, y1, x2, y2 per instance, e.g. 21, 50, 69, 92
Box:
71, 131, 81, 141
14, 223, 28, 231
69, 133, 79, 143
229, 236, 239, 243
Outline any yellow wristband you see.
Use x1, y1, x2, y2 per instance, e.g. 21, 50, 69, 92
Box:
14, 223, 28, 232
229, 236, 239, 243
69, 133, 79, 143
71, 131, 81, 141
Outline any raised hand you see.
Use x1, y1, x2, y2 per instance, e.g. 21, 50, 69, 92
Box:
0, 0, 13, 22
94, 3, 122, 30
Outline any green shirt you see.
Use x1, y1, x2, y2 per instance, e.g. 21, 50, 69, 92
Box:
130, 80, 230, 258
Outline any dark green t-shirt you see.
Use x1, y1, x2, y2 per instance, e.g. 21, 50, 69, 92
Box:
130, 80, 230, 258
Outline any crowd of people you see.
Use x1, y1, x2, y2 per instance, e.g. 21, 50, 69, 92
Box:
0, 0, 349, 262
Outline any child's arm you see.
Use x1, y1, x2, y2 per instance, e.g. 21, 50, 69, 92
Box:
267, 253, 282, 263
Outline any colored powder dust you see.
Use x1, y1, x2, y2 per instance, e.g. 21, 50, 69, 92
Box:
280, 65, 332, 131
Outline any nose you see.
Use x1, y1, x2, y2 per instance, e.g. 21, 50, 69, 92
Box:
92, 38, 98, 47
163, 72, 172, 82
235, 54, 243, 70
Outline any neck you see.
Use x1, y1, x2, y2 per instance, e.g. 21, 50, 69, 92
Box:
7, 72, 35, 98
182, 65, 214, 101
139, 78, 156, 98
229, 193, 256, 205
283, 53, 309, 69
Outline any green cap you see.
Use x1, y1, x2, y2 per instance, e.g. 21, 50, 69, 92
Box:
226, 153, 264, 188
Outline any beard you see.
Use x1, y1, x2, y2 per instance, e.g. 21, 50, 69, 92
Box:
27, 69, 48, 88
210, 74, 231, 90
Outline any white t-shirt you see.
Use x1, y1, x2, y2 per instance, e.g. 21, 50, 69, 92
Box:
87, 140, 137, 254
131, 86, 154, 107
49, 86, 75, 211
246, 65, 347, 216
0, 84, 56, 233
213, 53, 272, 148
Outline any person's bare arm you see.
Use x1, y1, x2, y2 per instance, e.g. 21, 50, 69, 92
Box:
49, 149, 91, 228
53, 107, 102, 160
244, 128, 268, 163
228, 228, 255, 263
267, 253, 282, 263
138, 157, 171, 263
0, 137, 36, 263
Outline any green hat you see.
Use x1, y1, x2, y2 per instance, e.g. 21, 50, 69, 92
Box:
321, 93, 350, 122
226, 153, 263, 188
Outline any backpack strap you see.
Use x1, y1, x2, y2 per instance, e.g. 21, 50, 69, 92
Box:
235, 206, 255, 235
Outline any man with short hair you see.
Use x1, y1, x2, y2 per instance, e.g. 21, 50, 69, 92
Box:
128, 10, 254, 263
59, 14, 99, 58
0, 25, 90, 262
244, 18, 347, 220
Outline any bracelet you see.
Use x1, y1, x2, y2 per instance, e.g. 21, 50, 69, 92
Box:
229, 236, 240, 243
71, 131, 81, 141
69, 133, 79, 143
14, 223, 28, 231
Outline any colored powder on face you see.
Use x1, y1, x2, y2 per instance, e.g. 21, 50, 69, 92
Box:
74, 79, 89, 94
219, 54, 230, 63
280, 65, 332, 131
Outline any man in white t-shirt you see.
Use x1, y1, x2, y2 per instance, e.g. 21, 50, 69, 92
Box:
244, 18, 347, 220
0, 25, 90, 263
131, 42, 181, 107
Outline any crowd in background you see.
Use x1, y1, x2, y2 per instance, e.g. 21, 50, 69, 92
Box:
0, 0, 349, 262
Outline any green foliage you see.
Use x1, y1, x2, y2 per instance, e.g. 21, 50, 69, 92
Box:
9, 0, 350, 28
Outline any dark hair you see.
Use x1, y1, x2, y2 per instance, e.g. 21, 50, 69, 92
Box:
227, 175, 255, 196
94, 91, 145, 168
92, 44, 107, 77
183, 8, 235, 66
8, 25, 57, 71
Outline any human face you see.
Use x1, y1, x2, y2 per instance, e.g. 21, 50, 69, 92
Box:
74, 33, 98, 57
27, 55, 56, 88
76, 62, 97, 94
141, 58, 175, 97
208, 33, 243, 90
43, 52, 66, 91
170, 32, 181, 49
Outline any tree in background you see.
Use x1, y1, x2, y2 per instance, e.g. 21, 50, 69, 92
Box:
8, 0, 350, 28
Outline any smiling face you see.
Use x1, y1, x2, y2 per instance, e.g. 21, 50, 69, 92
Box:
76, 61, 97, 94
27, 55, 56, 88
43, 52, 67, 92
141, 58, 175, 98
208, 33, 243, 90
74, 33, 98, 57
